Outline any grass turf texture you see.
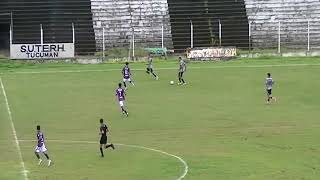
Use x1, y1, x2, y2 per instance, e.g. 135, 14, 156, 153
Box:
1, 57, 320, 180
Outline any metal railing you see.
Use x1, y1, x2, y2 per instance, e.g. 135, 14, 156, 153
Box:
1, 0, 320, 59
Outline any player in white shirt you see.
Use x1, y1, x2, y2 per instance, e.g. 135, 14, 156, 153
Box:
266, 73, 277, 104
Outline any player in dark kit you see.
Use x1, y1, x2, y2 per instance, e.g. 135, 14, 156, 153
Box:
178, 56, 187, 85
265, 73, 277, 104
99, 118, 115, 157
146, 54, 158, 80
34, 125, 52, 166
122, 62, 134, 89
116, 83, 129, 116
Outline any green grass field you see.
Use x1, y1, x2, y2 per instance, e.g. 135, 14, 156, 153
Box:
1, 57, 320, 180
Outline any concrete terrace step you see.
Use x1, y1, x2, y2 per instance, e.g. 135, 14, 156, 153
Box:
245, 0, 320, 48
90, 0, 173, 49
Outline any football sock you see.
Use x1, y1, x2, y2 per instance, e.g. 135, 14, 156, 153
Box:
105, 145, 111, 149
100, 148, 104, 157
182, 79, 185, 83
152, 73, 157, 78
121, 107, 128, 115
123, 82, 127, 88
44, 153, 50, 160
35, 152, 40, 159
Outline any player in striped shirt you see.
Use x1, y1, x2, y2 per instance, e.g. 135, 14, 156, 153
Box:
178, 56, 187, 85
34, 125, 52, 166
266, 73, 277, 104
146, 54, 158, 80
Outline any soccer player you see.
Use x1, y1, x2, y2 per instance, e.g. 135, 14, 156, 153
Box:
122, 62, 134, 89
146, 54, 158, 80
116, 83, 129, 116
34, 125, 52, 166
99, 118, 115, 157
178, 56, 187, 85
266, 73, 277, 104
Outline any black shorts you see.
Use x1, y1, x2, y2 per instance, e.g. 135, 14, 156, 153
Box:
178, 72, 184, 77
267, 89, 272, 96
147, 67, 153, 73
100, 136, 107, 144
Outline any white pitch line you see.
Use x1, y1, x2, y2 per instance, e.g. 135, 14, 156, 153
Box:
118, 143, 189, 180
0, 77, 29, 180
19, 139, 188, 180
6, 63, 320, 74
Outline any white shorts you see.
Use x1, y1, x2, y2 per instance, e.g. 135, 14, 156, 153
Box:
119, 101, 125, 107
123, 78, 131, 82
35, 144, 47, 153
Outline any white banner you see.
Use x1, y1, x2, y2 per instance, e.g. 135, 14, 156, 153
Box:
10, 43, 75, 59
187, 47, 236, 60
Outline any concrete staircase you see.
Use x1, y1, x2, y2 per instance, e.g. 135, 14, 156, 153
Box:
245, 0, 320, 49
167, 0, 249, 52
0, 0, 96, 55
90, 0, 173, 49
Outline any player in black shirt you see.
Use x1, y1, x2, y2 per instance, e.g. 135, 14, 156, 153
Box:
99, 118, 115, 157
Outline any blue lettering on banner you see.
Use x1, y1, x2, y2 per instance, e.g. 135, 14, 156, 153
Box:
26, 52, 59, 59
43, 45, 49, 52
17, 44, 70, 59
50, 45, 57, 51
35, 45, 41, 52
27, 45, 34, 52
57, 44, 65, 51
21, 45, 27, 53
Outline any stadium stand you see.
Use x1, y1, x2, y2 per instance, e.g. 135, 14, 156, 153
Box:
167, 0, 249, 52
0, 0, 96, 55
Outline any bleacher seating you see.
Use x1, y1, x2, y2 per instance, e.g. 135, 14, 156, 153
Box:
90, 0, 173, 50
167, 0, 249, 52
0, 0, 96, 55
245, 0, 320, 49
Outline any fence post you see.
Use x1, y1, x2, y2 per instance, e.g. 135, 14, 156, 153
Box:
307, 20, 310, 52
161, 24, 164, 48
190, 20, 193, 48
132, 27, 135, 59
72, 23, 75, 57
9, 24, 12, 45
72, 23, 75, 44
249, 21, 251, 54
10, 12, 13, 30
40, 24, 43, 45
102, 26, 105, 60
278, 21, 281, 54
128, 28, 132, 61
219, 20, 222, 46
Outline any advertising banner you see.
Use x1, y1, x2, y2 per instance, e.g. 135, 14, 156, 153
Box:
10, 43, 75, 59
187, 47, 237, 60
